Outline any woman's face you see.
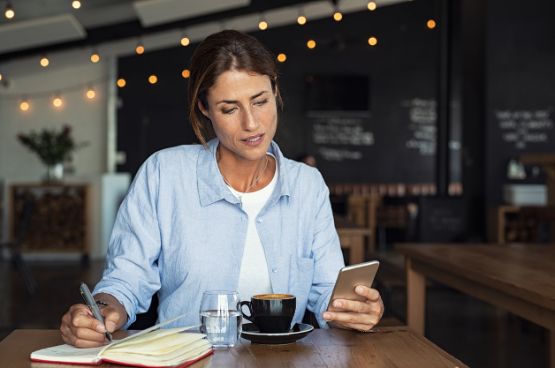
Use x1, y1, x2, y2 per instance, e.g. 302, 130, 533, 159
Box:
199, 69, 277, 163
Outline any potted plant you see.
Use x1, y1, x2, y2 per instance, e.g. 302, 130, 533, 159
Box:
17, 125, 88, 181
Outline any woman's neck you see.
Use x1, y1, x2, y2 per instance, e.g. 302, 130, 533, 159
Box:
217, 147, 275, 193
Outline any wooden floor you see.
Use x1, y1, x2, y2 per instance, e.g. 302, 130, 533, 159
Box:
0, 255, 548, 368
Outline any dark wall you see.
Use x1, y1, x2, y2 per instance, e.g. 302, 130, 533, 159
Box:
485, 0, 555, 205
116, 0, 441, 184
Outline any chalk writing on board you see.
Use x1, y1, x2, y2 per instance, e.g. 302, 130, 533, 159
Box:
318, 147, 363, 161
311, 115, 374, 147
495, 109, 554, 149
403, 98, 437, 156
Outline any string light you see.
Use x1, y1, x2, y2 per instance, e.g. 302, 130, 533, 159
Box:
333, 11, 343, 21
90, 50, 101, 63
19, 99, 30, 112
135, 40, 145, 55
0, 73, 3, 81
367, 1, 377, 11
40, 55, 50, 67
148, 74, 158, 84
368, 36, 378, 46
258, 17, 268, 31
52, 94, 64, 108
277, 53, 287, 63
181, 69, 190, 79
297, 8, 307, 25
4, 2, 14, 19
180, 35, 190, 47
306, 39, 316, 49
85, 86, 96, 100
117, 78, 126, 88
7, 76, 106, 113
427, 19, 437, 29
72, 0, 81, 10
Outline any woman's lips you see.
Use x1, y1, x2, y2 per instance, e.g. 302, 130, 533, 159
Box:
241, 133, 265, 146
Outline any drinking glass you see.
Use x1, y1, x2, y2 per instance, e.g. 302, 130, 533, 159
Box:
199, 290, 242, 348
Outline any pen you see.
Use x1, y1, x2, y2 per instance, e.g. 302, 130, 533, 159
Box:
79, 282, 113, 342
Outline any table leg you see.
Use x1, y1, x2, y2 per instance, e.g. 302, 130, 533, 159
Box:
405, 258, 425, 335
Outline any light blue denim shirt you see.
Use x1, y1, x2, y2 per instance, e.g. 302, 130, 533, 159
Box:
94, 138, 345, 329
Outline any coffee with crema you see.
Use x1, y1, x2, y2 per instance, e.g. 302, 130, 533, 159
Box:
240, 294, 296, 333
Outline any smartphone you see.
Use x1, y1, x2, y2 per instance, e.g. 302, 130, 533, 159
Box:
328, 260, 380, 307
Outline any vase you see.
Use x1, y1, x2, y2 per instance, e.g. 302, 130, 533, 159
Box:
44, 163, 64, 182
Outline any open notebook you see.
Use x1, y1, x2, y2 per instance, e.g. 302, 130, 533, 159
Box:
30, 314, 213, 367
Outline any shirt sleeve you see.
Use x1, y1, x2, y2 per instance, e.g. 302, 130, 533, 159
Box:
93, 155, 162, 329
306, 171, 345, 328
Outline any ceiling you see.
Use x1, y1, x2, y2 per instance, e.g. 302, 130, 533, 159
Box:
0, 0, 255, 58
0, 0, 409, 78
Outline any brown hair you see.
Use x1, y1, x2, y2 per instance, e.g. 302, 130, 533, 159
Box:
188, 30, 283, 145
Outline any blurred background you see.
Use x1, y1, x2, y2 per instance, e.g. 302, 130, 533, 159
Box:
0, 0, 554, 367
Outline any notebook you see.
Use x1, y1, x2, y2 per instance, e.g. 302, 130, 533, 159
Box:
30, 314, 213, 367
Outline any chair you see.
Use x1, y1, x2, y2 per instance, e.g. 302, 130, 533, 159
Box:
0, 196, 37, 294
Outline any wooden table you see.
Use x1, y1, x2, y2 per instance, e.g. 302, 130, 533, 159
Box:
0, 327, 467, 368
335, 215, 374, 265
396, 243, 555, 368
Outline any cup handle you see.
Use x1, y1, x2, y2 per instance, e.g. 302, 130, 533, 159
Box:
239, 301, 254, 323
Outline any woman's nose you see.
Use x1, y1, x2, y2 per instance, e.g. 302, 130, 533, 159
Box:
242, 108, 259, 131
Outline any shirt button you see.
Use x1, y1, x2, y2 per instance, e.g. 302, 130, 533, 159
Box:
257, 218, 263, 223
272, 268, 278, 273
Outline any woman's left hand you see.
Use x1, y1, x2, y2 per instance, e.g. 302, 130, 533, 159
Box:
322, 286, 384, 332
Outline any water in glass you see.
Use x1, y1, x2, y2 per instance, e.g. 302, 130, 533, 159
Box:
199, 291, 242, 348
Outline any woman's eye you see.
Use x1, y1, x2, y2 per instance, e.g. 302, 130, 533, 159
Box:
254, 99, 268, 106
222, 107, 237, 114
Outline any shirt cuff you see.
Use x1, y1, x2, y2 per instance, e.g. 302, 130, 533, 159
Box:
93, 286, 136, 330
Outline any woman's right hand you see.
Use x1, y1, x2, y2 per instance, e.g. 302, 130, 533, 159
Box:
60, 293, 128, 347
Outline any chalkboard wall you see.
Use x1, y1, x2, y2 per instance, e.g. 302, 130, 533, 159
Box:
485, 0, 555, 204
116, 0, 441, 184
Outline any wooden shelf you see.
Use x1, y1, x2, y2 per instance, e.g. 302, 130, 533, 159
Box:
490, 205, 555, 244
9, 183, 90, 257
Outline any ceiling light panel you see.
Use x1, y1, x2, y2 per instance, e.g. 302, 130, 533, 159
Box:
0, 14, 85, 54
134, 0, 251, 27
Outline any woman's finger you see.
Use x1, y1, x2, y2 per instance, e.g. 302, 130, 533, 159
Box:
354, 286, 381, 302
324, 310, 379, 326
330, 299, 373, 314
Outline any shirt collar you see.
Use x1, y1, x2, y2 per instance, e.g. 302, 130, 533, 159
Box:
197, 138, 291, 207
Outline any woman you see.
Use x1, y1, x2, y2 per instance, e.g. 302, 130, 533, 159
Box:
60, 30, 384, 348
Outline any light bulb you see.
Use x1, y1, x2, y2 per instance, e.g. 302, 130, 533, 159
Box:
277, 53, 287, 63
86, 88, 96, 99
306, 40, 316, 49
4, 3, 14, 19
297, 15, 307, 25
333, 11, 342, 22
181, 69, 190, 79
72, 0, 81, 9
148, 75, 158, 84
90, 51, 100, 63
367, 2, 377, 11
20, 100, 30, 112
40, 56, 49, 67
117, 78, 126, 88
135, 43, 145, 55
368, 36, 378, 46
180, 36, 190, 47
258, 20, 268, 30
52, 96, 63, 108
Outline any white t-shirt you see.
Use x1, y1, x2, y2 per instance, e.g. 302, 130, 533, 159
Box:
226, 155, 278, 302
